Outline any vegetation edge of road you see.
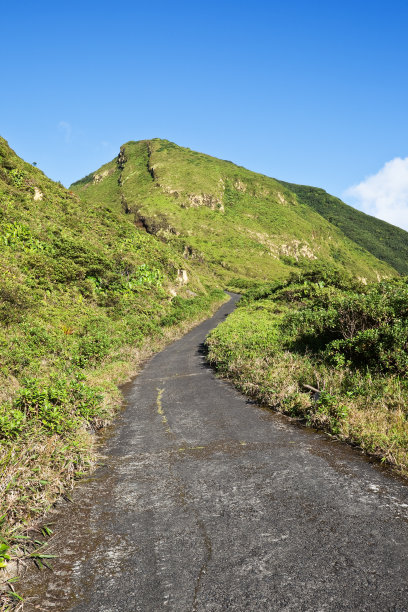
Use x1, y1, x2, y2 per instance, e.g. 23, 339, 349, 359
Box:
0, 292, 229, 609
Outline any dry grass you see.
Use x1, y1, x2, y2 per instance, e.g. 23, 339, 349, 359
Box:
207, 343, 408, 478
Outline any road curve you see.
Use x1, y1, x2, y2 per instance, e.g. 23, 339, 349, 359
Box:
20, 294, 408, 611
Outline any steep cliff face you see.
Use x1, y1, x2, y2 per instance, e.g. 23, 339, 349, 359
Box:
72, 139, 398, 284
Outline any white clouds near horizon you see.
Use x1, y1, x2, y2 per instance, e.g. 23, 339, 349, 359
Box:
345, 157, 408, 231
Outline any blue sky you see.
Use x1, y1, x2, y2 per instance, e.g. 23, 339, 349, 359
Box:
3, 1, 408, 227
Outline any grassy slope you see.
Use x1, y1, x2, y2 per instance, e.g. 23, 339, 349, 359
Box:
279, 181, 408, 275
0, 136, 226, 577
72, 139, 396, 285
206, 274, 408, 476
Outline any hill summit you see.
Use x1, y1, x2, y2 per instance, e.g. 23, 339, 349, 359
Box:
72, 138, 399, 284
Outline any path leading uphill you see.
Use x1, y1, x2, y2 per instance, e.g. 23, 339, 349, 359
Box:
20, 295, 408, 611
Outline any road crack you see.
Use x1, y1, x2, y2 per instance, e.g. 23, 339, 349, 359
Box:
191, 516, 212, 612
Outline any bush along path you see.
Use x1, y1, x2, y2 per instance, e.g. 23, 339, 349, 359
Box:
206, 263, 408, 476
15, 293, 408, 612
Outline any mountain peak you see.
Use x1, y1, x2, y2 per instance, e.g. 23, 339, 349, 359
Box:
71, 140, 402, 282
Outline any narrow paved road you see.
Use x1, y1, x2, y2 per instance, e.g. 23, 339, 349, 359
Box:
21, 295, 408, 611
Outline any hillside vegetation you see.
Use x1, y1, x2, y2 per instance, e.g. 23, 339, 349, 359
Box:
72, 139, 396, 286
206, 264, 408, 475
279, 181, 408, 276
0, 137, 225, 577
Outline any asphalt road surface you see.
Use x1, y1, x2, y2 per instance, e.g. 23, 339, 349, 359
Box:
20, 294, 408, 611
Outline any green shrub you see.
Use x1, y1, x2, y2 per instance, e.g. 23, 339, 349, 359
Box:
75, 333, 112, 368
132, 264, 163, 287
0, 277, 34, 324
310, 391, 349, 434
0, 406, 26, 439
325, 323, 408, 376
10, 377, 104, 435
74, 320, 113, 368
69, 379, 103, 420
25, 253, 85, 284
8, 168, 27, 188
53, 238, 112, 278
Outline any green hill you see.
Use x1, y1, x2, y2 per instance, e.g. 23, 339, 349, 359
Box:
278, 181, 408, 276
72, 139, 397, 285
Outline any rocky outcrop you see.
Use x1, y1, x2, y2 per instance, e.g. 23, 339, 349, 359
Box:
234, 179, 246, 192
133, 211, 178, 238
121, 194, 131, 214
183, 245, 204, 262
33, 187, 43, 201
245, 229, 318, 261
146, 143, 156, 181
168, 269, 189, 298
159, 184, 180, 199
177, 269, 188, 285
117, 146, 127, 171
93, 168, 114, 184
117, 146, 128, 186
279, 240, 317, 260
186, 193, 224, 212
157, 185, 224, 212
245, 229, 279, 258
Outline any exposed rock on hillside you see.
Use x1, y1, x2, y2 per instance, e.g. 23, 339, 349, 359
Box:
187, 192, 224, 211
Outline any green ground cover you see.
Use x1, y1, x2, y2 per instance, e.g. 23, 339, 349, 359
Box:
206, 264, 408, 475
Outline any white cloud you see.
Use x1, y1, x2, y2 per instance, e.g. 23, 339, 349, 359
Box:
344, 157, 408, 231
58, 121, 72, 143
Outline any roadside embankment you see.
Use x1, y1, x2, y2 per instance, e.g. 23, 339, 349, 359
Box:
206, 268, 408, 477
